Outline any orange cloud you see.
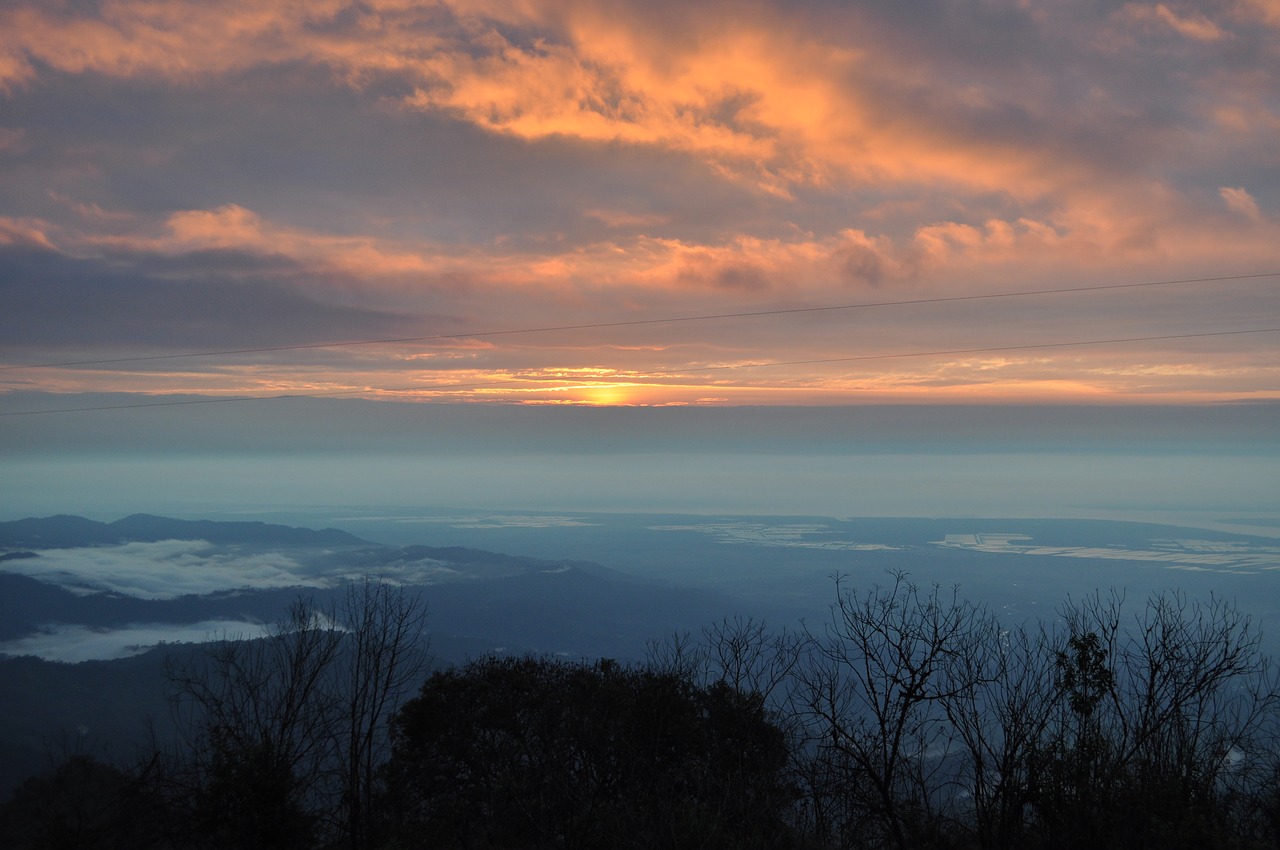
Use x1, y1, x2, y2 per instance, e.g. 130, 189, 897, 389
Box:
1118, 3, 1228, 40
397, 3, 1072, 197
76, 204, 437, 279
1220, 187, 1262, 220
1239, 0, 1280, 26
56, 193, 1278, 329
401, 20, 813, 193
0, 1, 1079, 198
166, 204, 265, 248
0, 215, 56, 249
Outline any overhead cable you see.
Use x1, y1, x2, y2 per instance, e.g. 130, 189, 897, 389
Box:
3, 271, 1276, 372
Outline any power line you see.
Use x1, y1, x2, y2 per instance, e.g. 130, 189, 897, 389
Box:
2, 271, 1276, 372
678, 327, 1280, 371
4, 326, 1276, 417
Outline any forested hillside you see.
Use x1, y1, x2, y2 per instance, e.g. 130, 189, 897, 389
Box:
4, 573, 1280, 849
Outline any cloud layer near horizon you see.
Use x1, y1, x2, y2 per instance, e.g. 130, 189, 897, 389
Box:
1, 0, 1278, 405
0, 619, 273, 663
2, 540, 325, 599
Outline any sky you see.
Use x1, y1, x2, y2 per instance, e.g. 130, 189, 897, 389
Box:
0, 1, 1277, 523
0, 0, 1277, 408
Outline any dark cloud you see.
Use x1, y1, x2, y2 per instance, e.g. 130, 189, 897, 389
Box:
0, 66, 766, 250
712, 265, 770, 291
836, 242, 886, 287
0, 246, 410, 349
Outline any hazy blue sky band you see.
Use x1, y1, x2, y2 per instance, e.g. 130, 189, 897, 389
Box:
3, 396, 1276, 456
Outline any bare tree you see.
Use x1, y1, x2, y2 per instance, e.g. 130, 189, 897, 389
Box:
644, 629, 707, 682
335, 577, 429, 850
1026, 589, 1280, 849
703, 615, 805, 705
795, 571, 989, 850
940, 616, 1059, 850
166, 579, 429, 850
166, 598, 343, 848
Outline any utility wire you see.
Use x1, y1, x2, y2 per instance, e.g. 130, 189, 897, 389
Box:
678, 327, 1280, 371
2, 271, 1276, 372
4, 326, 1277, 417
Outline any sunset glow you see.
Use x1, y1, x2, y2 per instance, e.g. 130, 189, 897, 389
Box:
0, 0, 1277, 409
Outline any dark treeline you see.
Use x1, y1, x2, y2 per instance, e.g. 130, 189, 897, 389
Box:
5, 570, 1280, 849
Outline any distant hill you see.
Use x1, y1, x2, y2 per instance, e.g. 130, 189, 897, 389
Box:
0, 513, 370, 549
0, 513, 749, 802
0, 512, 744, 660
6, 509, 1280, 810
0, 515, 108, 549
0, 515, 679, 648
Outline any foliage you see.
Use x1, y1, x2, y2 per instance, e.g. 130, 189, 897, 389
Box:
383, 654, 798, 849
8, 574, 1280, 850
0, 755, 176, 850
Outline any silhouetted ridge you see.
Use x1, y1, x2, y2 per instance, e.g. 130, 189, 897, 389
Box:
0, 515, 110, 548
0, 514, 370, 549
109, 514, 368, 547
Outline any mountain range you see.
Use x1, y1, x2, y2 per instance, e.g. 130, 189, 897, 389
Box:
0, 512, 738, 798
5, 509, 1280, 803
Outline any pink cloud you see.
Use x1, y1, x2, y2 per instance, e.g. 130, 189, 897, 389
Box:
1118, 3, 1228, 41
1220, 186, 1262, 220
1235, 0, 1280, 28
0, 215, 56, 249
166, 204, 265, 248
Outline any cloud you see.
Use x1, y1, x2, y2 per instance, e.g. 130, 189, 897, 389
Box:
584, 208, 669, 229
3, 2, 1272, 216
0, 534, 506, 602
400, 6, 847, 194
0, 0, 1224, 200
1220, 186, 1262, 220
0, 216, 55, 249
160, 206, 451, 278
0, 244, 412, 350
1118, 3, 1227, 41
0, 619, 271, 662
0, 1, 356, 89
0, 540, 323, 599
1236, 0, 1280, 28
1, 1, 1278, 404
166, 204, 266, 249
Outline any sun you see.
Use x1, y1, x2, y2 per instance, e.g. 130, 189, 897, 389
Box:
581, 383, 639, 405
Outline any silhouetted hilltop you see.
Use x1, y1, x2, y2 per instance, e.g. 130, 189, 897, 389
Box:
0, 515, 107, 548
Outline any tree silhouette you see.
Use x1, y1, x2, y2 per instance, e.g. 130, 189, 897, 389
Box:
335, 578, 429, 850
0, 755, 175, 850
9, 571, 1280, 850
165, 581, 427, 850
384, 655, 798, 849
1028, 590, 1280, 850
794, 572, 989, 850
